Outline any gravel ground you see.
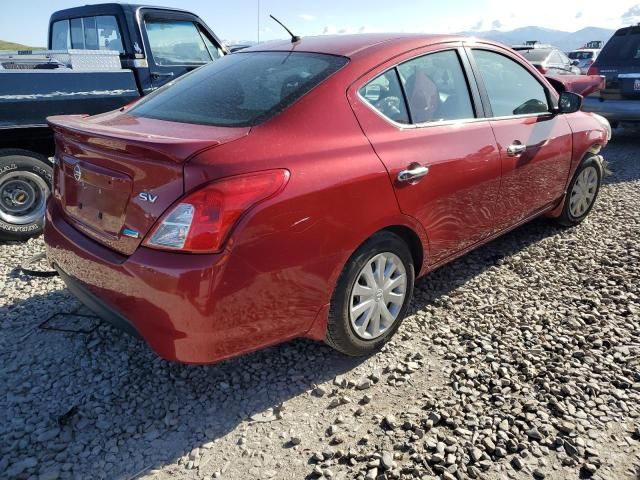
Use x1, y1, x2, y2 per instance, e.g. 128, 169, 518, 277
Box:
1, 128, 639, 480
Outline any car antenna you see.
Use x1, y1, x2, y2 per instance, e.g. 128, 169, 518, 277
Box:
270, 15, 301, 43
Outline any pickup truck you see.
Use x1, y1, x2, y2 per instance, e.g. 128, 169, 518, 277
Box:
0, 3, 226, 240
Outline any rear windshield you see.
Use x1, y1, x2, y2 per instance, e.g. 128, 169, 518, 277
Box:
568, 51, 594, 60
514, 48, 551, 62
598, 28, 640, 66
130, 51, 348, 127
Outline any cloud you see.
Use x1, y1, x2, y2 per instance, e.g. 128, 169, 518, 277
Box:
575, 11, 583, 19
298, 13, 315, 21
491, 19, 503, 29
622, 4, 640, 24
470, 20, 483, 31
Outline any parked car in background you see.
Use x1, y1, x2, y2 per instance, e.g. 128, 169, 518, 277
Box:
45, 34, 610, 364
513, 43, 581, 75
583, 24, 640, 127
0, 3, 226, 241
568, 48, 600, 74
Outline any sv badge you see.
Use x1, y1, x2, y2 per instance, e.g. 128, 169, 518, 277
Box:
138, 192, 158, 203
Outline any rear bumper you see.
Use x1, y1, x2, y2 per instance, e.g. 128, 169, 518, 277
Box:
56, 266, 141, 339
582, 96, 640, 123
44, 199, 322, 364
45, 202, 227, 363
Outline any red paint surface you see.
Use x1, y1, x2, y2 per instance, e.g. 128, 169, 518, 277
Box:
45, 35, 608, 363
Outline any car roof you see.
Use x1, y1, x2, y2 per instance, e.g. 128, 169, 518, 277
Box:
243, 33, 493, 58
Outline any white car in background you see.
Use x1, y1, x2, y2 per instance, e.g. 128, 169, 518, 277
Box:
568, 49, 601, 74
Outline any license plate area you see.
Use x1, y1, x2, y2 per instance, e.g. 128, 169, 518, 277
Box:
60, 157, 132, 237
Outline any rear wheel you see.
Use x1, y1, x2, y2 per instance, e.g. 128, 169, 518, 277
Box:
555, 156, 602, 227
0, 149, 52, 241
326, 231, 415, 356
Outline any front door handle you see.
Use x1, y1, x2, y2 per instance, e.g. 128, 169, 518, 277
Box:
397, 164, 430, 183
506, 142, 526, 157
151, 71, 175, 79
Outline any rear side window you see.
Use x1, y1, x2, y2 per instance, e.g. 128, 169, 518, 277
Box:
130, 52, 348, 127
598, 28, 640, 66
145, 19, 215, 65
515, 48, 551, 63
359, 70, 410, 124
52, 16, 123, 52
473, 49, 549, 117
397, 50, 474, 123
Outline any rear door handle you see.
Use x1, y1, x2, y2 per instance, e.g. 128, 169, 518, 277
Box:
397, 164, 429, 183
506, 142, 526, 156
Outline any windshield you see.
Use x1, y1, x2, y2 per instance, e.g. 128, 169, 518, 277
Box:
598, 28, 640, 66
569, 51, 594, 60
130, 51, 348, 127
514, 48, 551, 63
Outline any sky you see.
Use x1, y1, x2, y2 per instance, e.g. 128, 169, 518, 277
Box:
2, 0, 640, 47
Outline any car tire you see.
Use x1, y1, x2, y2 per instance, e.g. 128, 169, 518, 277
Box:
325, 231, 415, 357
0, 149, 52, 241
554, 155, 602, 227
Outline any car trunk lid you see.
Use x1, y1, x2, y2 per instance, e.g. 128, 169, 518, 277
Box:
48, 112, 249, 255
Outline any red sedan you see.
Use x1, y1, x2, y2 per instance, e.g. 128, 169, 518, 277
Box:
45, 34, 610, 364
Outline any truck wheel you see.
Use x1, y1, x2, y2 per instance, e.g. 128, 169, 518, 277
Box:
0, 149, 52, 241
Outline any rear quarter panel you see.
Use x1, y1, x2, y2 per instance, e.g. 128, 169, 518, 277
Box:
183, 69, 428, 348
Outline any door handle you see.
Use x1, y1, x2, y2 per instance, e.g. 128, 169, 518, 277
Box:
150, 71, 175, 79
397, 164, 429, 183
506, 142, 526, 156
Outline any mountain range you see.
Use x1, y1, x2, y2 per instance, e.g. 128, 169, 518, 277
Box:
458, 26, 616, 52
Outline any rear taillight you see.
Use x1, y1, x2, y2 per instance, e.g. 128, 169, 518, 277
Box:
587, 65, 599, 76
536, 65, 548, 74
144, 169, 290, 253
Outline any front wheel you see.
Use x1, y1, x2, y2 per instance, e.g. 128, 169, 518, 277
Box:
555, 155, 603, 227
0, 149, 52, 241
325, 231, 415, 356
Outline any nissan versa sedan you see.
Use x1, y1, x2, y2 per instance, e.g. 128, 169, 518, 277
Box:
45, 34, 610, 364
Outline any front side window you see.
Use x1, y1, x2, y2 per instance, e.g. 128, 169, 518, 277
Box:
397, 50, 474, 123
130, 52, 348, 127
359, 70, 410, 124
145, 19, 212, 65
473, 49, 549, 117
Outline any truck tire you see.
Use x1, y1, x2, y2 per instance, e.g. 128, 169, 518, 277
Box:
0, 149, 52, 241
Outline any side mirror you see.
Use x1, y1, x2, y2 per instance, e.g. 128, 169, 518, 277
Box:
558, 91, 583, 114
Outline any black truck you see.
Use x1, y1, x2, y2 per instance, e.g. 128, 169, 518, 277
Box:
0, 3, 226, 240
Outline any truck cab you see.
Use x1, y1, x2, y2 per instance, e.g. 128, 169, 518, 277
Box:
0, 3, 226, 241
48, 3, 226, 93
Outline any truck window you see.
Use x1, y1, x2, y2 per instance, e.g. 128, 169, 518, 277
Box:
51, 20, 71, 50
145, 19, 212, 65
55, 16, 123, 52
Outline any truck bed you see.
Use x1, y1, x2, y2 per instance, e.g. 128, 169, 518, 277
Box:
0, 69, 140, 129
0, 50, 140, 129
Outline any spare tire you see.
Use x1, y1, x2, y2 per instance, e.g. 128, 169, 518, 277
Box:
0, 149, 52, 241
